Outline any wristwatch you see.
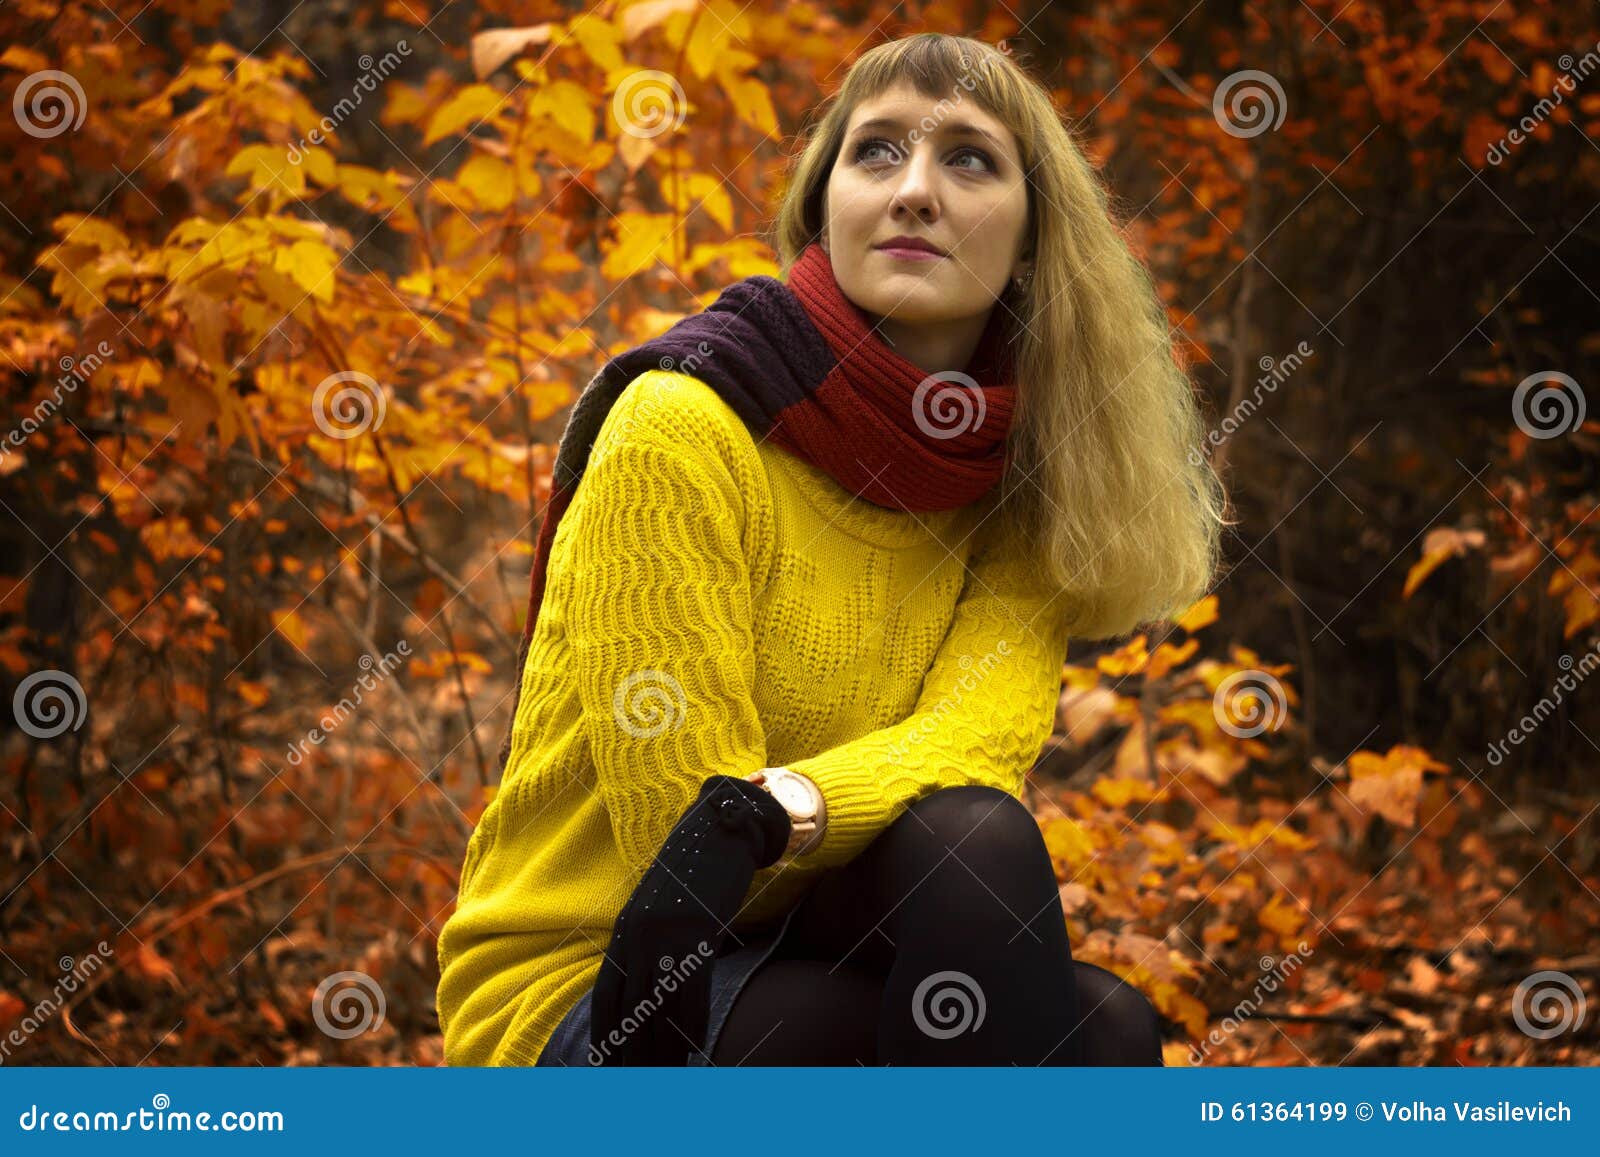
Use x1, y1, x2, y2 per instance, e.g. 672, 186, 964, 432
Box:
750, 767, 826, 860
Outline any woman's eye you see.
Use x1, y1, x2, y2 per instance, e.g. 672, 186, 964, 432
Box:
853, 138, 900, 164
852, 137, 995, 173
950, 146, 996, 172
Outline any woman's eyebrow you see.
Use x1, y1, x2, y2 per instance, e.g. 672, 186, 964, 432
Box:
847, 116, 1010, 155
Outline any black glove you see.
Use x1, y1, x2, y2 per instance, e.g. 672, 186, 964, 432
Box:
589, 774, 791, 1065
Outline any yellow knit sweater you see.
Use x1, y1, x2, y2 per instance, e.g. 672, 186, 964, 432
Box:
435, 369, 1073, 1066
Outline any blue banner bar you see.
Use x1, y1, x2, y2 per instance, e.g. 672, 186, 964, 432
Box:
2, 1067, 1596, 1153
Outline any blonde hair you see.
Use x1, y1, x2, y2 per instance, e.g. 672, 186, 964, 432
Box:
769, 32, 1227, 642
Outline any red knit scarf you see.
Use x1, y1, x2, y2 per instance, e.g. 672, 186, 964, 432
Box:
778, 240, 1019, 508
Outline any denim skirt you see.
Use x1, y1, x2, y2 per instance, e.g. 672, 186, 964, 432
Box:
535, 904, 799, 1067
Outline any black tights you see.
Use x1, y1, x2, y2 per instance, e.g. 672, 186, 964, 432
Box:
709, 785, 1165, 1066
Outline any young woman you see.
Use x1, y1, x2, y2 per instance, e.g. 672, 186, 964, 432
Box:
437, 32, 1225, 1067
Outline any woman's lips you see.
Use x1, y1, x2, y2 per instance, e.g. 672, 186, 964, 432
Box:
876, 245, 946, 261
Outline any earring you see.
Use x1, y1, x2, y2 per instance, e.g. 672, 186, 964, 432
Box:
1012, 269, 1033, 292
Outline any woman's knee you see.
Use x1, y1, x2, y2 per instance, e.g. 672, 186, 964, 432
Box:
1072, 961, 1165, 1066
891, 784, 1052, 880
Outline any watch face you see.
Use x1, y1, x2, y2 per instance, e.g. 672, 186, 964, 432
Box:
769, 776, 811, 816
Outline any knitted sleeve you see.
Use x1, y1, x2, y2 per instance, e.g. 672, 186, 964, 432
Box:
566, 374, 770, 879
784, 524, 1071, 870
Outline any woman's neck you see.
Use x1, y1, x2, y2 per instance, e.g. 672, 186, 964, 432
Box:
868, 309, 990, 376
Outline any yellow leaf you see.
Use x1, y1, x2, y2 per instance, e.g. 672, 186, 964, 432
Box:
1041, 816, 1095, 867
1146, 637, 1198, 680
658, 171, 733, 231
601, 212, 676, 280
456, 154, 515, 211
53, 214, 131, 252
1096, 635, 1149, 677
685, 0, 749, 80
723, 73, 777, 139
225, 144, 304, 197
334, 164, 406, 213
532, 79, 596, 145
678, 236, 777, 280
1258, 892, 1306, 941
274, 239, 338, 303
424, 84, 507, 146
1092, 775, 1157, 808
1174, 593, 1219, 634
571, 16, 625, 72
298, 145, 337, 186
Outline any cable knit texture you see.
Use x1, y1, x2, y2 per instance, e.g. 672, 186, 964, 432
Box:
435, 370, 1073, 1067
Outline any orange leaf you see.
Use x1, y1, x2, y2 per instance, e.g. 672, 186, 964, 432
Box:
1174, 594, 1219, 633
1402, 526, 1484, 599
271, 607, 310, 651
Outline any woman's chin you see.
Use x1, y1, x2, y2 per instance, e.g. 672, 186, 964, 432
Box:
855, 285, 956, 325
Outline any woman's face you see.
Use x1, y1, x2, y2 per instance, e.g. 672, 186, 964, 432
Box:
821, 79, 1032, 336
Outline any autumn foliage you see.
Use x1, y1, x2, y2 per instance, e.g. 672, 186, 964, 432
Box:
1, 0, 1596, 1066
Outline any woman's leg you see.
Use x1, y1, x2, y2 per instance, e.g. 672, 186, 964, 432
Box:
708, 958, 884, 1065
816, 784, 1087, 1063
1071, 961, 1167, 1066
713, 784, 1167, 1065
710, 954, 1163, 1066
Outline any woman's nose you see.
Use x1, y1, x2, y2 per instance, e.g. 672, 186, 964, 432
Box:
890, 149, 939, 218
